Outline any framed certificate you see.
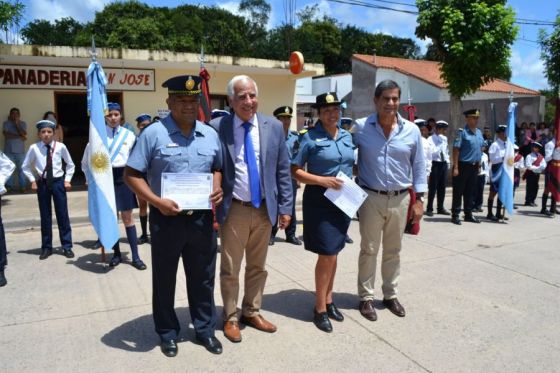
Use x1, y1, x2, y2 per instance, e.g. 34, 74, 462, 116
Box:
161, 173, 213, 210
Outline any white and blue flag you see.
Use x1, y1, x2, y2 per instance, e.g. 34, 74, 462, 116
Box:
85, 60, 119, 251
498, 102, 517, 215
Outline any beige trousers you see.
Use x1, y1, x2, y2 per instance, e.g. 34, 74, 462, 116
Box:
220, 201, 272, 321
357, 191, 409, 301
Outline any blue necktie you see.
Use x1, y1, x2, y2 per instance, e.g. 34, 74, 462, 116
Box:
242, 122, 261, 208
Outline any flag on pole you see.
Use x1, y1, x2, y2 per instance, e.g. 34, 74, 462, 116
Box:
197, 45, 211, 122
498, 102, 517, 215
548, 97, 560, 202
85, 55, 120, 251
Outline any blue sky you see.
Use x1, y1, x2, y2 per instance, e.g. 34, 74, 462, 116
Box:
17, 0, 558, 91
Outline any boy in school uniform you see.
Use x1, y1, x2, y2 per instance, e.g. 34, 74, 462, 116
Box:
0, 151, 15, 286
22, 120, 75, 260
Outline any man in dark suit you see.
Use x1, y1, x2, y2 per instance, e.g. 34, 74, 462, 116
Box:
210, 75, 293, 343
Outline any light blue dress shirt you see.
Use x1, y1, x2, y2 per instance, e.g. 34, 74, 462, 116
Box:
126, 114, 222, 197
353, 113, 427, 193
453, 126, 484, 163
292, 121, 355, 178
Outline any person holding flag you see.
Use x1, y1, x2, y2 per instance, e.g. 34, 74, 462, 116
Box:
523, 142, 547, 206
82, 102, 146, 270
487, 125, 508, 221
541, 126, 558, 216
494, 102, 519, 217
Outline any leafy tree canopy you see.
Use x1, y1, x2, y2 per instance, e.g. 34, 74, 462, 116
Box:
538, 11, 560, 94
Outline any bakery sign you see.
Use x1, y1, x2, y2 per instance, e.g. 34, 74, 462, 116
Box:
0, 65, 155, 91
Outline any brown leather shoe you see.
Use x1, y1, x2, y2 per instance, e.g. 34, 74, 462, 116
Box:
359, 300, 377, 321
383, 298, 406, 317
223, 321, 242, 343
240, 314, 277, 333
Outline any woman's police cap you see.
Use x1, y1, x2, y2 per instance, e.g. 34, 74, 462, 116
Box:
162, 75, 202, 95
312, 92, 341, 109
273, 106, 293, 118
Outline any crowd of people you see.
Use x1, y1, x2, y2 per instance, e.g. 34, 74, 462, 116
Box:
0, 76, 558, 358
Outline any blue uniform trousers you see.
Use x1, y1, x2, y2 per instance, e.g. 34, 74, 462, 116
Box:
0, 197, 6, 270
37, 178, 72, 250
150, 208, 217, 342
427, 161, 448, 212
271, 179, 297, 238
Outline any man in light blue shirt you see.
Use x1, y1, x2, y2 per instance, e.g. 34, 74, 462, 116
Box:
2, 107, 28, 191
353, 79, 426, 322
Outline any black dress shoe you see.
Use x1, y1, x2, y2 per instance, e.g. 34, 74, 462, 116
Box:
425, 210, 434, 217
196, 336, 223, 355
137, 235, 149, 245
39, 249, 52, 260
160, 339, 178, 357
326, 303, 344, 321
437, 208, 451, 215
131, 259, 147, 270
93, 240, 102, 249
0, 271, 6, 287
345, 235, 354, 244
313, 309, 333, 332
486, 214, 498, 222
268, 237, 275, 246
109, 255, 122, 267
285, 235, 302, 245
451, 216, 462, 225
63, 249, 75, 258
383, 298, 406, 317
464, 215, 481, 223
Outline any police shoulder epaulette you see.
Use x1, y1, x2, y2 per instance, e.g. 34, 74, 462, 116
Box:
290, 130, 299, 135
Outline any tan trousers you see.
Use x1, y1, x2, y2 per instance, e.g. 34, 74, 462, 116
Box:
220, 201, 272, 321
357, 191, 409, 301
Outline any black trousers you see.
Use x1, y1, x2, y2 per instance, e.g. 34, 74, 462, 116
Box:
0, 196, 6, 271
427, 161, 448, 212
271, 179, 297, 239
525, 171, 540, 204
37, 178, 72, 250
452, 162, 478, 216
150, 208, 218, 342
472, 175, 486, 209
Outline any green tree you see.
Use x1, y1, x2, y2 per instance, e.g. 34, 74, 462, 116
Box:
0, 0, 24, 43
539, 11, 560, 95
239, 0, 270, 30
21, 17, 83, 46
415, 0, 518, 128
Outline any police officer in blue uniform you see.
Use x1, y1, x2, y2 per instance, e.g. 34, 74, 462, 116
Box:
292, 92, 355, 333
451, 109, 485, 225
125, 75, 224, 357
269, 105, 302, 246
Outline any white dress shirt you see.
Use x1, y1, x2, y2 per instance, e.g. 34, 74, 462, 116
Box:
232, 114, 263, 202
544, 139, 555, 162
427, 133, 450, 163
22, 140, 75, 182
0, 151, 15, 194
488, 138, 506, 164
525, 152, 546, 173
421, 136, 434, 177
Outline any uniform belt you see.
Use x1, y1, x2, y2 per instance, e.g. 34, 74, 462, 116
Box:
361, 186, 408, 196
232, 198, 264, 207
459, 161, 480, 167
41, 176, 63, 182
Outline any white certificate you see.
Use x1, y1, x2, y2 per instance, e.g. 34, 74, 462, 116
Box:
324, 171, 368, 218
161, 173, 213, 210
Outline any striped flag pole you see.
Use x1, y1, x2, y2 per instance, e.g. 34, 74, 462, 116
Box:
548, 96, 560, 202
497, 102, 517, 215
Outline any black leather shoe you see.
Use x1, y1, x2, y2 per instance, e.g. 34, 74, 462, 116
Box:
359, 300, 377, 321
383, 298, 406, 317
285, 235, 302, 245
464, 215, 481, 224
269, 237, 275, 246
137, 235, 149, 245
486, 214, 498, 222
0, 271, 6, 287
196, 336, 223, 355
313, 309, 333, 333
109, 255, 122, 267
540, 209, 552, 217
326, 303, 344, 322
131, 259, 147, 270
345, 235, 354, 244
437, 208, 451, 215
160, 339, 178, 357
63, 249, 75, 258
39, 249, 52, 260
451, 216, 462, 225
425, 210, 434, 217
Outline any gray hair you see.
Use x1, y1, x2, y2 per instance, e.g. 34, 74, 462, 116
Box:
374, 79, 401, 98
226, 75, 259, 99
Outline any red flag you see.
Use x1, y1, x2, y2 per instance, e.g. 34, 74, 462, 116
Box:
198, 67, 211, 122
402, 104, 416, 122
548, 97, 560, 202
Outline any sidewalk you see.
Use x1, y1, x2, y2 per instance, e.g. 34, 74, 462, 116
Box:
0, 187, 558, 372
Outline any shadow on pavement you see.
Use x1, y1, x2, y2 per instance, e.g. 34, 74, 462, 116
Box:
70, 253, 110, 274
515, 209, 555, 218
74, 239, 100, 250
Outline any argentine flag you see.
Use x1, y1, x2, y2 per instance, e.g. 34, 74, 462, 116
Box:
498, 102, 517, 215
85, 60, 119, 251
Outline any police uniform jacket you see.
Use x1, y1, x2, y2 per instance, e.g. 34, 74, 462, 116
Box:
454, 126, 484, 163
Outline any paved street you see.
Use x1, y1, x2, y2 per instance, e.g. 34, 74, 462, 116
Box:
1, 188, 559, 372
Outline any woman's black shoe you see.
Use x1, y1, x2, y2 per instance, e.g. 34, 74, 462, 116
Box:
313, 309, 333, 333
326, 303, 344, 321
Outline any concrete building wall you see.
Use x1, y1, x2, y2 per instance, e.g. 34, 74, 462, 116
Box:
350, 59, 377, 119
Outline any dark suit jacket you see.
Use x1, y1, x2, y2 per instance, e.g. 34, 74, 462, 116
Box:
210, 113, 293, 225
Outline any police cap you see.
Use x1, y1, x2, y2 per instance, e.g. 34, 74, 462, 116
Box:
162, 75, 202, 95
